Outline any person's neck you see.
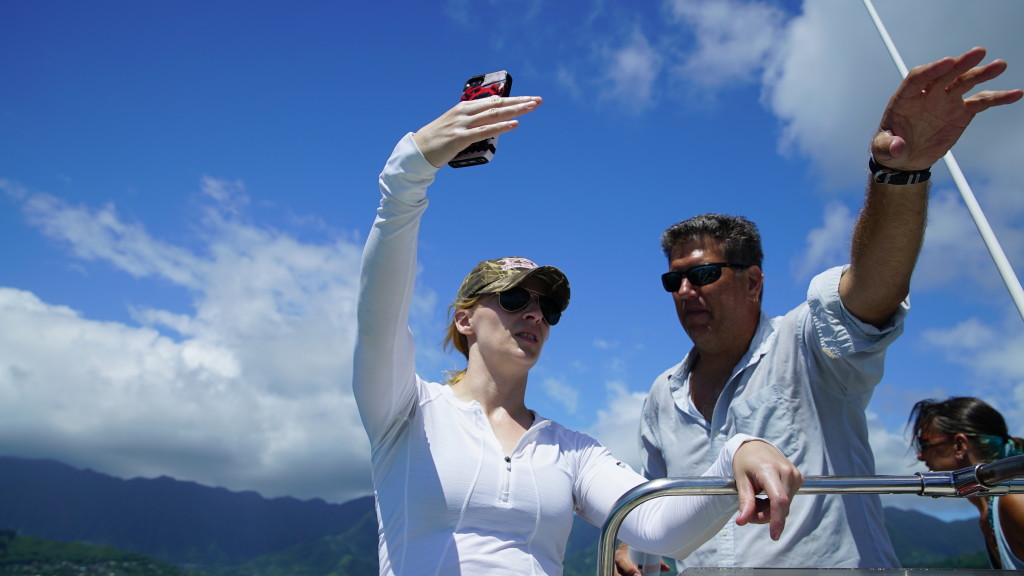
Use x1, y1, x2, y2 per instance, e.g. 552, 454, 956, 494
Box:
454, 363, 531, 420
688, 323, 756, 420
689, 350, 740, 420
455, 369, 536, 456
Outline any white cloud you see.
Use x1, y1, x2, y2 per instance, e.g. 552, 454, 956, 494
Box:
587, 380, 648, 471
766, 0, 1024, 269
19, 192, 204, 289
0, 178, 376, 503
540, 375, 580, 415
792, 202, 854, 281
198, 175, 248, 213
665, 0, 786, 89
911, 189, 993, 290
600, 27, 663, 111
556, 67, 583, 101
762, 0, 887, 187
923, 317, 1024, 385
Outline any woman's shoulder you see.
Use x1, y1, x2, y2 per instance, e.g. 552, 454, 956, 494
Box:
998, 493, 1024, 523
536, 416, 605, 452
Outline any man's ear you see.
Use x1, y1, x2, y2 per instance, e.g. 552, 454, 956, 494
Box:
746, 265, 764, 303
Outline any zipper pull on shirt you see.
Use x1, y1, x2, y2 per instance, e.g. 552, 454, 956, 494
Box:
499, 456, 512, 503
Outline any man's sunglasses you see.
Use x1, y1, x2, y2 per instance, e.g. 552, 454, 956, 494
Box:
490, 286, 562, 326
661, 263, 745, 292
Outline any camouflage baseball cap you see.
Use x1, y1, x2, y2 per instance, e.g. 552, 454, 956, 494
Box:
457, 256, 570, 313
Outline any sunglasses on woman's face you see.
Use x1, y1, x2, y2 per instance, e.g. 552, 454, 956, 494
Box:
492, 286, 562, 326
661, 263, 745, 292
917, 434, 958, 451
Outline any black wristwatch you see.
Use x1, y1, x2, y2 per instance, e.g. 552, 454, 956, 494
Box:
869, 156, 931, 185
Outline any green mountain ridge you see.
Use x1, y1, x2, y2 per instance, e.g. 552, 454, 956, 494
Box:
0, 456, 992, 574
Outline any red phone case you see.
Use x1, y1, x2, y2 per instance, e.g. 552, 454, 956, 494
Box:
448, 71, 514, 168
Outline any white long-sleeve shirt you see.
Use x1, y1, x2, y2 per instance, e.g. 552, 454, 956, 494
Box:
353, 133, 752, 576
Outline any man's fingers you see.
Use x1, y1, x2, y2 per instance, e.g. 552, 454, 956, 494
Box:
870, 131, 907, 166
614, 542, 642, 576
937, 47, 988, 84
964, 88, 1024, 114
945, 58, 1008, 97
903, 47, 985, 95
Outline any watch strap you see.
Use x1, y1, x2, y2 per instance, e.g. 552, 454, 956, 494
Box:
869, 156, 931, 185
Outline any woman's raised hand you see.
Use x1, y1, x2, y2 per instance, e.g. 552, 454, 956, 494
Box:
412, 95, 542, 168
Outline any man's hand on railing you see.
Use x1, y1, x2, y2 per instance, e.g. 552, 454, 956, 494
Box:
613, 542, 669, 576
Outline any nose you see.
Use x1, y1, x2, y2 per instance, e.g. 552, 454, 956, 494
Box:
916, 451, 925, 462
676, 276, 698, 298
521, 294, 544, 322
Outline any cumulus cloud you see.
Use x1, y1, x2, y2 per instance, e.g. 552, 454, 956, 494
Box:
600, 27, 664, 111
761, 0, 888, 187
665, 0, 786, 89
792, 202, 854, 281
587, 380, 648, 471
766, 0, 1024, 238
540, 375, 580, 415
910, 189, 993, 290
0, 178, 378, 503
19, 192, 204, 289
923, 317, 1024, 387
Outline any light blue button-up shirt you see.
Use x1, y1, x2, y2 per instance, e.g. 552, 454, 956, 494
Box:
640, 266, 906, 569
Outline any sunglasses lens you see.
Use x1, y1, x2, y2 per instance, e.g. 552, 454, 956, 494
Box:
661, 266, 723, 291
689, 265, 723, 287
497, 287, 561, 325
661, 272, 683, 292
539, 296, 561, 326
498, 287, 532, 312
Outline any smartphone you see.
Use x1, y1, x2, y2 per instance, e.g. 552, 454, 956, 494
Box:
448, 70, 514, 168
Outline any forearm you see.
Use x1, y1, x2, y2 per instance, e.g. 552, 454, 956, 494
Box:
618, 435, 748, 559
352, 134, 437, 439
846, 46, 1023, 324
840, 179, 928, 327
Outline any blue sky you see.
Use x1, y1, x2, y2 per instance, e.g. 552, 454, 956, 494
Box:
2, 0, 1022, 523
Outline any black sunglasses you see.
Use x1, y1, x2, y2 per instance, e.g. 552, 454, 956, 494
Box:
491, 286, 562, 325
661, 263, 745, 292
917, 434, 958, 451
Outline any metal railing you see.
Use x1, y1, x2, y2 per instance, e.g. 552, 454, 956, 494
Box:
597, 455, 1024, 576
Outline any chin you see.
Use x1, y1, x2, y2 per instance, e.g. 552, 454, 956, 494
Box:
683, 324, 711, 341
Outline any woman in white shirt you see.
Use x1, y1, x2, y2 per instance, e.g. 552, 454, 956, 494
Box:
353, 92, 803, 576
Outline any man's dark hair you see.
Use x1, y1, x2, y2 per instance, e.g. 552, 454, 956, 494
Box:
661, 213, 764, 268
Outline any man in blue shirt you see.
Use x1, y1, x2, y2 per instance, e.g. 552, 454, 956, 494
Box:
618, 47, 1022, 572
